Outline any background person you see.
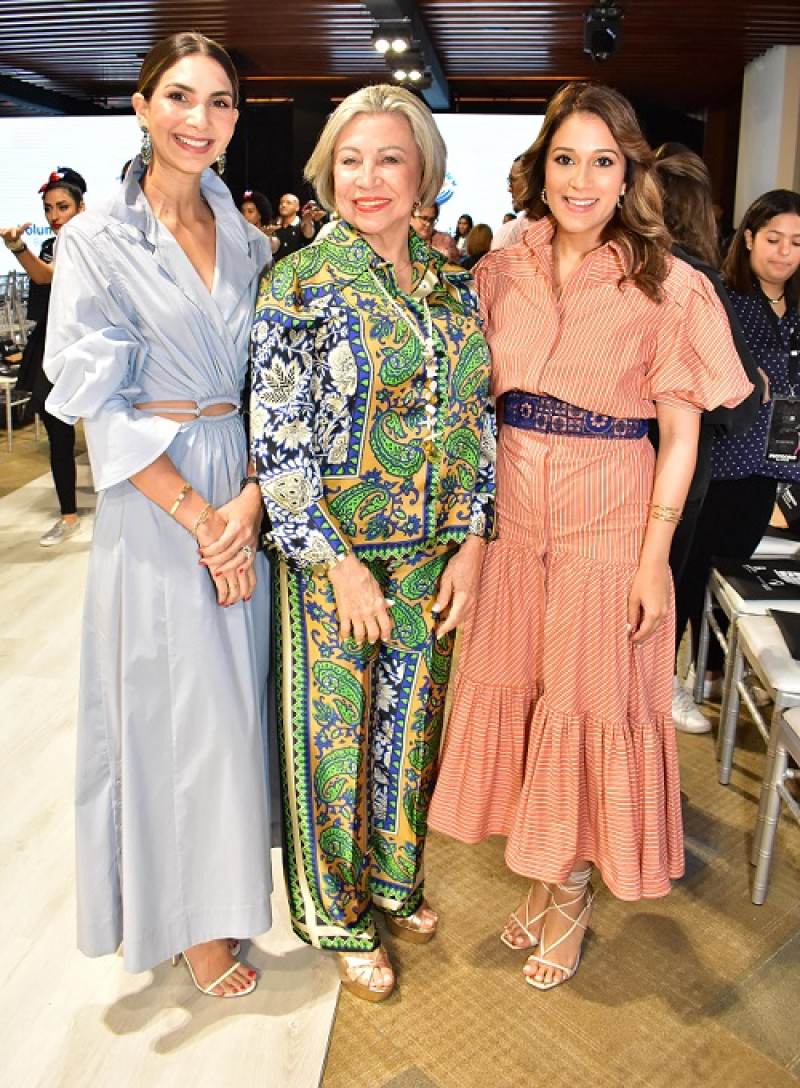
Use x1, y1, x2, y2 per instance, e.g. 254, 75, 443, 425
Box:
461, 222, 493, 270
651, 146, 764, 734
2, 167, 86, 546
43, 32, 273, 999
429, 82, 751, 992
410, 201, 461, 263
679, 188, 800, 693
453, 212, 473, 255
251, 83, 495, 1003
267, 191, 315, 260
240, 188, 274, 234
491, 154, 530, 249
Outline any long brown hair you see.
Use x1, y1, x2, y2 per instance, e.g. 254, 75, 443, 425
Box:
137, 32, 240, 107
722, 189, 800, 310
519, 81, 670, 301
653, 145, 720, 268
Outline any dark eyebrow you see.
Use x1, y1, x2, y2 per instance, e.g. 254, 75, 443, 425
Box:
551, 145, 620, 156
163, 81, 234, 98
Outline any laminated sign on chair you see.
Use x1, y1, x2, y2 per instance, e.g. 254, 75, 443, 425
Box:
713, 558, 800, 602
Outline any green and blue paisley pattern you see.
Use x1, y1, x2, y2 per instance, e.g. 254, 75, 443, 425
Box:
275, 546, 456, 950
250, 221, 495, 569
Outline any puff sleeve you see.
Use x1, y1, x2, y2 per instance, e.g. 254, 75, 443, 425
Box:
43, 222, 179, 491
647, 260, 754, 413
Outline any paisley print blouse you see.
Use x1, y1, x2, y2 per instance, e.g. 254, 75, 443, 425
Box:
250, 221, 495, 568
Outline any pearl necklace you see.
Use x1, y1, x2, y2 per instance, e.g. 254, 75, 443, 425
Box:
368, 266, 440, 455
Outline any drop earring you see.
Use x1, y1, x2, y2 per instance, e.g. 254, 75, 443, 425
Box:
140, 127, 152, 167
616, 191, 625, 209
215, 150, 227, 175
541, 188, 549, 206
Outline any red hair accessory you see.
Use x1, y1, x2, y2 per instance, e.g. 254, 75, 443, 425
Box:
39, 169, 66, 194
243, 189, 254, 200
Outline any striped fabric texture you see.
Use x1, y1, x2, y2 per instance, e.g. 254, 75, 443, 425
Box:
429, 217, 753, 901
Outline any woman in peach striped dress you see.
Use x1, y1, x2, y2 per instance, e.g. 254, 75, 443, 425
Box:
428, 83, 753, 990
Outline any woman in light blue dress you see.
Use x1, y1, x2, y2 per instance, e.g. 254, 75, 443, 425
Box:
43, 33, 273, 998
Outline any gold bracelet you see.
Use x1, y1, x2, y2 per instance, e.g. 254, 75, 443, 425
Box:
192, 503, 214, 539
650, 503, 682, 524
168, 481, 192, 517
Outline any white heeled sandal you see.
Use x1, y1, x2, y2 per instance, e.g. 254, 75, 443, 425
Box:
524, 868, 594, 991
500, 882, 551, 950
172, 950, 257, 998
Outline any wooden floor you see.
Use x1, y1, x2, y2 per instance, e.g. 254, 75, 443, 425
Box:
0, 460, 339, 1088
3, 435, 798, 1088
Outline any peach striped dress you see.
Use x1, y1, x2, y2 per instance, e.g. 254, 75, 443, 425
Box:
428, 218, 753, 900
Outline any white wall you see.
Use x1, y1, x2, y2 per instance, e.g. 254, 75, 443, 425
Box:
0, 116, 139, 275
734, 45, 800, 224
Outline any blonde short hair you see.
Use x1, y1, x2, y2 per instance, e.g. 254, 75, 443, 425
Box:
304, 84, 446, 213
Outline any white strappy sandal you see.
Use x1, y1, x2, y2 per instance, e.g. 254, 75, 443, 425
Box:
500, 882, 552, 950
524, 868, 594, 991
173, 950, 257, 998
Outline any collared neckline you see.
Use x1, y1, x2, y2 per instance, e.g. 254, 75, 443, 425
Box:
320, 219, 472, 295
109, 155, 253, 257
521, 214, 628, 282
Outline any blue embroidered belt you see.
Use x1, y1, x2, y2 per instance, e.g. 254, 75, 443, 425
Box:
503, 391, 649, 440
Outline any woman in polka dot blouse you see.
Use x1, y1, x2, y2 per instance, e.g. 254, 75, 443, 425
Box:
681, 188, 800, 678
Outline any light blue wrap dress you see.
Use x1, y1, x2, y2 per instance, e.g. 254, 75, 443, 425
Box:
44, 161, 273, 973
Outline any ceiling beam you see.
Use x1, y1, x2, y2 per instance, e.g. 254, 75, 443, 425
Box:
362, 0, 451, 111
0, 73, 110, 115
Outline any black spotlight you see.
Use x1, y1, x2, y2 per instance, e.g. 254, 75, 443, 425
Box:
583, 2, 624, 63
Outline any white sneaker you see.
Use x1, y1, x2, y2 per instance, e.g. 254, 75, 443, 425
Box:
684, 666, 723, 701
672, 677, 711, 734
39, 517, 80, 548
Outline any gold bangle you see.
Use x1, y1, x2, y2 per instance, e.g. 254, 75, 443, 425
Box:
192, 503, 214, 539
650, 504, 682, 524
168, 482, 192, 517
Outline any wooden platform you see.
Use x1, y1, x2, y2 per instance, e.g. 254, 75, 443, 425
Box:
0, 462, 339, 1088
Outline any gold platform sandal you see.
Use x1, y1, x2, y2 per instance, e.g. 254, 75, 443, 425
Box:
524, 867, 594, 991
500, 881, 552, 950
380, 899, 438, 945
337, 945, 395, 1002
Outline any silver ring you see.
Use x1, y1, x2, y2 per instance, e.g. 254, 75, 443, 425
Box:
241, 545, 253, 559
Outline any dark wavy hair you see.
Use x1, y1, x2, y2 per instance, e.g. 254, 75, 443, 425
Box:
722, 189, 800, 310
519, 81, 670, 301
137, 32, 239, 107
653, 145, 719, 268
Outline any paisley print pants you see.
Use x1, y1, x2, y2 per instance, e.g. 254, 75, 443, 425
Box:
274, 543, 457, 951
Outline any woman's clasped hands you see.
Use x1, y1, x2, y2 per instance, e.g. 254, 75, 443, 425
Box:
196, 485, 263, 607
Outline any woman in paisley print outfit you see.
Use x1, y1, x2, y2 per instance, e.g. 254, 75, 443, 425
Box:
250, 85, 495, 1001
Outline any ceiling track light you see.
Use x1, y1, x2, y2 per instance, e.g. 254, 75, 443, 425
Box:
583, 2, 624, 63
372, 20, 412, 56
